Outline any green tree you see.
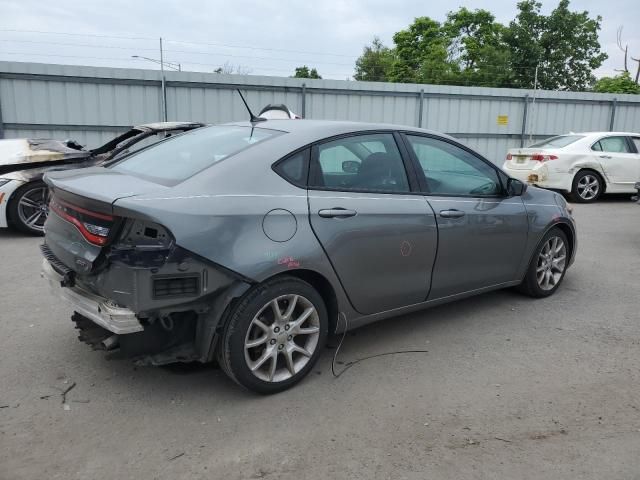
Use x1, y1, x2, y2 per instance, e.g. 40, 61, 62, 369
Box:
293, 66, 322, 79
593, 72, 640, 94
505, 0, 607, 90
442, 8, 512, 87
354, 37, 395, 82
388, 16, 455, 84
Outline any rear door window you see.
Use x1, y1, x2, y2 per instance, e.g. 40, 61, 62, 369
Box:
593, 136, 632, 153
310, 133, 410, 193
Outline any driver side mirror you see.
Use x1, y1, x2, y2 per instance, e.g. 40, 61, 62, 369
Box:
507, 178, 527, 196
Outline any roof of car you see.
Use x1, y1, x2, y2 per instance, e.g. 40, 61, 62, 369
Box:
224, 119, 454, 142
564, 131, 639, 136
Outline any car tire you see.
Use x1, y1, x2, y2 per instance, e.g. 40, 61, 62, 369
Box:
217, 276, 328, 394
517, 228, 569, 298
7, 181, 50, 236
571, 170, 603, 203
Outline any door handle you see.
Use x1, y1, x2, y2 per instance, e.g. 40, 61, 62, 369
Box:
318, 208, 357, 218
439, 209, 466, 219
599, 155, 612, 159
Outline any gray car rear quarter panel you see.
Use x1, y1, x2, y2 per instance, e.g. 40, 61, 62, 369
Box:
111, 121, 576, 333
113, 121, 384, 328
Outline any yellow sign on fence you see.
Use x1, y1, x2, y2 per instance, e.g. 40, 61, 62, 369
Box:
497, 115, 509, 126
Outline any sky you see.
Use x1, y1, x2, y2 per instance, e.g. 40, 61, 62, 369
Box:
0, 0, 638, 80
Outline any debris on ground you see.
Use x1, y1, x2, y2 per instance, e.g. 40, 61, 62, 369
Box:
60, 382, 76, 404
168, 452, 185, 461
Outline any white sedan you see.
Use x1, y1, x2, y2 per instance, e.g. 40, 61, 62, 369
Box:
503, 132, 640, 202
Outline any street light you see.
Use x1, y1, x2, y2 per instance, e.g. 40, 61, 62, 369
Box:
131, 55, 181, 71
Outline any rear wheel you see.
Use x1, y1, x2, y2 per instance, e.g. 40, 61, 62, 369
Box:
571, 170, 602, 203
8, 181, 50, 235
217, 276, 328, 394
517, 228, 569, 298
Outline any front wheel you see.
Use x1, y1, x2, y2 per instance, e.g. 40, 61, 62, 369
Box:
7, 181, 50, 235
217, 276, 328, 394
517, 228, 569, 298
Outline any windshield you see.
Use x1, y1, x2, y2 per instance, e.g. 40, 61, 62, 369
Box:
110, 125, 282, 184
528, 135, 584, 149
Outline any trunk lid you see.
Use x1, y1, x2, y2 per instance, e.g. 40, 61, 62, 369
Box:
505, 148, 559, 170
43, 167, 167, 274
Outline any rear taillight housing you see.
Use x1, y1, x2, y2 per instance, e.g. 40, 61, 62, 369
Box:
530, 153, 558, 162
506, 153, 513, 160
49, 197, 115, 246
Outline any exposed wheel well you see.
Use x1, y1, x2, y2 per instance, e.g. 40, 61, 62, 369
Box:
574, 168, 606, 193
553, 222, 575, 263
272, 269, 339, 335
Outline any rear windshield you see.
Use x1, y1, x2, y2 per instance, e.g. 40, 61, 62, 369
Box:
528, 135, 584, 149
110, 125, 282, 184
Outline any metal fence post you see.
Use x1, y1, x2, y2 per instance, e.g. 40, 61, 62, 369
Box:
609, 98, 617, 131
418, 89, 424, 128
0, 90, 4, 139
301, 83, 306, 118
520, 94, 529, 147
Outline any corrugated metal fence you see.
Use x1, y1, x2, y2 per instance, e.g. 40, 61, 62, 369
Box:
1, 61, 639, 163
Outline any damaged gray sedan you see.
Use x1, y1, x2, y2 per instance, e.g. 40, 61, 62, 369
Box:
0, 122, 204, 235
42, 120, 577, 393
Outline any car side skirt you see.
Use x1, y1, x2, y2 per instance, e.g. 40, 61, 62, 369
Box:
343, 280, 523, 332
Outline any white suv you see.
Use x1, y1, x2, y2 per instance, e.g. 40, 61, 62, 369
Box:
503, 132, 640, 202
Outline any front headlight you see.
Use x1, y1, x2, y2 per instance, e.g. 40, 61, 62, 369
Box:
0, 178, 12, 188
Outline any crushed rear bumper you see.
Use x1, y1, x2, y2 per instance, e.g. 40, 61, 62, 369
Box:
41, 259, 143, 334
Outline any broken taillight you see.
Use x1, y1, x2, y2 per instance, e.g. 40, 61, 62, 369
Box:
49, 197, 115, 246
530, 153, 558, 161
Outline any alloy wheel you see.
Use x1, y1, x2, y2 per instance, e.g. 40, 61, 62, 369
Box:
536, 236, 567, 291
577, 174, 599, 200
17, 185, 50, 233
244, 294, 320, 383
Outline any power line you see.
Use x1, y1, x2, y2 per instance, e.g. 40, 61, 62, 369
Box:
0, 28, 359, 58
0, 29, 156, 41
0, 31, 543, 76
0, 39, 357, 66
0, 52, 355, 77
0, 50, 541, 86
0, 51, 531, 87
164, 38, 358, 58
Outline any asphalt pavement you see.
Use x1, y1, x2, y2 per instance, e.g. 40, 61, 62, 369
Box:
1, 196, 639, 479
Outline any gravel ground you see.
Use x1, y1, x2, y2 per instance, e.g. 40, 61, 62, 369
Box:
1, 196, 639, 480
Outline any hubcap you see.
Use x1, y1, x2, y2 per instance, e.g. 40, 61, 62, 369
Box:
577, 174, 599, 200
536, 236, 567, 291
244, 294, 320, 383
17, 186, 50, 232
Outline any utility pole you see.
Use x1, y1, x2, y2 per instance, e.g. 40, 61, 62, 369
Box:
159, 37, 168, 122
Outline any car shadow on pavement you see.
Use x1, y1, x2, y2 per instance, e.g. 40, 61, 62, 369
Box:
588, 193, 635, 203
0, 228, 36, 239
112, 287, 532, 399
